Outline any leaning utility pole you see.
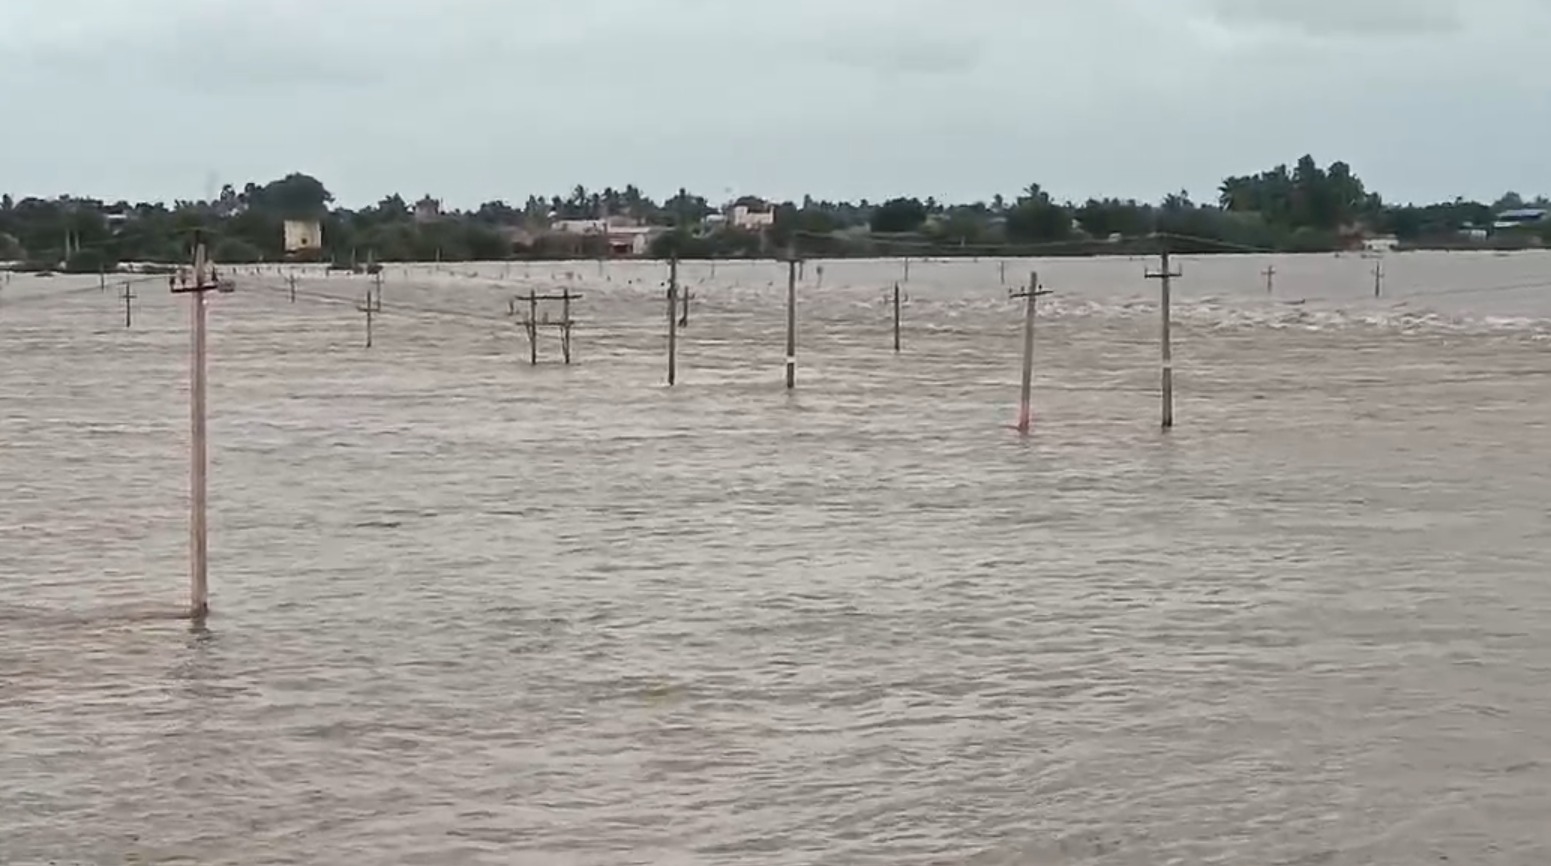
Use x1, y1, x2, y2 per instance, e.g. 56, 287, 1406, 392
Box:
1263, 264, 1275, 295
1145, 246, 1182, 430
169, 231, 225, 620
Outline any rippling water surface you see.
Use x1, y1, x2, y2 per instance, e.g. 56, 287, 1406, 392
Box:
4, 252, 1551, 864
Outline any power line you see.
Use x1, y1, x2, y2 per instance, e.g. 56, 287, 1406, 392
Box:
0, 273, 168, 307
246, 280, 512, 325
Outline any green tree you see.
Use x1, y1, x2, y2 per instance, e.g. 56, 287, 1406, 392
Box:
64, 247, 117, 273
253, 173, 333, 219
1004, 185, 1071, 243
212, 237, 264, 263
870, 198, 928, 233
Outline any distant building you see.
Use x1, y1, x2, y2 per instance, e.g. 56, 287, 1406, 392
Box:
502, 225, 539, 249
553, 218, 607, 234
1493, 208, 1547, 231
283, 219, 323, 254
606, 226, 658, 256
730, 204, 775, 232
539, 220, 660, 256
1362, 235, 1400, 252
414, 196, 441, 224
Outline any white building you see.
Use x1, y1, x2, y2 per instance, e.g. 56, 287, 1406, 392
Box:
553, 218, 608, 234
414, 196, 442, 224
283, 219, 323, 254
730, 205, 775, 232
606, 226, 657, 256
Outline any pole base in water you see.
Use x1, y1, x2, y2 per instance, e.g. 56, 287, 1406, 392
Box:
1014, 405, 1032, 434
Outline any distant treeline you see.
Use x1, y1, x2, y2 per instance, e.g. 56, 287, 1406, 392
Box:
2, 155, 1547, 272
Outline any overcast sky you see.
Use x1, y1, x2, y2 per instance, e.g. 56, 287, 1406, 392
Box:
2, 0, 1547, 208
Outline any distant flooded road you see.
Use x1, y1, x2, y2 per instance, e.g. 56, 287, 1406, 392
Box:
4, 252, 1551, 864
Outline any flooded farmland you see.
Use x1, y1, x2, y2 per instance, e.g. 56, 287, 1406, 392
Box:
4, 251, 1551, 864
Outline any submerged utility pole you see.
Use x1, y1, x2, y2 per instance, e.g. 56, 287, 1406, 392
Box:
371, 254, 383, 306
1263, 264, 1275, 295
671, 255, 689, 327
509, 290, 582, 365
288, 272, 297, 303
786, 251, 798, 390
892, 282, 902, 353
121, 281, 136, 328
1145, 246, 1182, 430
1372, 261, 1384, 298
169, 231, 228, 620
357, 290, 381, 348
1010, 272, 1052, 434
667, 261, 679, 386
561, 287, 573, 364
528, 290, 538, 365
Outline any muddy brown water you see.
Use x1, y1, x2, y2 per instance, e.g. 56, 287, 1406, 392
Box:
4, 253, 1551, 864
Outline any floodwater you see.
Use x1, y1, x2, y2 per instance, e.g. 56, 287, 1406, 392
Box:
3, 251, 1551, 865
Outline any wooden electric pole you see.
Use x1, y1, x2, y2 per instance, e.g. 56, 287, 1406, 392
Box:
1373, 261, 1384, 298
1263, 264, 1275, 295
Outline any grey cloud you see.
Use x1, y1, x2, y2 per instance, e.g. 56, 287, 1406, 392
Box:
1, 0, 1546, 207
811, 32, 985, 76
1205, 0, 1465, 36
